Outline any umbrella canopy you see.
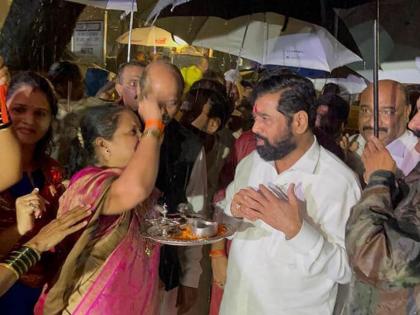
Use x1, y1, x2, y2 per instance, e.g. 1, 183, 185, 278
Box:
312, 75, 368, 94
65, 0, 137, 11
159, 13, 362, 72
116, 26, 187, 47
337, 0, 420, 68
141, 0, 376, 56
357, 60, 420, 84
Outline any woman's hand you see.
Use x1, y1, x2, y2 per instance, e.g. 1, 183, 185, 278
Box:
15, 188, 47, 235
137, 94, 162, 123
0, 56, 10, 86
136, 81, 162, 122
25, 205, 91, 253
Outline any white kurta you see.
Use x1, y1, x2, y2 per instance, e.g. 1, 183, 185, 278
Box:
220, 139, 361, 315
352, 130, 420, 176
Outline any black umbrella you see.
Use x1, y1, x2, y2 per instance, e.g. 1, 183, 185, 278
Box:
141, 0, 376, 56
337, 0, 419, 136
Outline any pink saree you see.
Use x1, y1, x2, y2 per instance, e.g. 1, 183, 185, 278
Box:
36, 166, 160, 315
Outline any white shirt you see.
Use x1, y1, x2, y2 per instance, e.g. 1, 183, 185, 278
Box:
220, 139, 361, 315
178, 148, 207, 288
353, 130, 420, 176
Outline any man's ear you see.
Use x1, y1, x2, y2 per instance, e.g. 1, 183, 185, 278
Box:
404, 103, 412, 122
115, 82, 123, 97
292, 111, 309, 135
207, 117, 221, 135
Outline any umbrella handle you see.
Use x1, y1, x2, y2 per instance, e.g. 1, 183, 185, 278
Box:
237, 15, 251, 69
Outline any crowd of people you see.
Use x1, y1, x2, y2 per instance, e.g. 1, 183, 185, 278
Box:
0, 53, 419, 315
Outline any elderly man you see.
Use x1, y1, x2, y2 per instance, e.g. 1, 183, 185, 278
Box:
219, 74, 360, 314
115, 60, 146, 111
136, 61, 208, 315
345, 88, 420, 314
342, 80, 419, 180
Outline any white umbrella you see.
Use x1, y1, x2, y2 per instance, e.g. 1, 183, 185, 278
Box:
357, 60, 420, 84
65, 0, 137, 62
312, 75, 368, 95
65, 0, 137, 12
157, 13, 362, 72
116, 26, 187, 48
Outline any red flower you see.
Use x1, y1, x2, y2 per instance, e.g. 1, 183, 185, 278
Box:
49, 167, 63, 185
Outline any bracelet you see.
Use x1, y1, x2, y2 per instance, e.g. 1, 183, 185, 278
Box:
209, 249, 226, 258
0, 85, 10, 127
144, 119, 164, 133
0, 121, 11, 130
141, 128, 162, 140
0, 246, 42, 278
0, 263, 19, 279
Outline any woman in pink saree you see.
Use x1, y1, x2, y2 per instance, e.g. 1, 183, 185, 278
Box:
36, 97, 164, 314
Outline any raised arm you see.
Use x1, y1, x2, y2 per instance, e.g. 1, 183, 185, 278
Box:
0, 57, 21, 191
103, 95, 163, 215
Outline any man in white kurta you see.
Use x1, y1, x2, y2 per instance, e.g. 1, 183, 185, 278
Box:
219, 74, 361, 315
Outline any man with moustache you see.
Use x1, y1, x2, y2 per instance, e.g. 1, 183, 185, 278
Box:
341, 80, 419, 181
345, 93, 420, 314
219, 74, 361, 315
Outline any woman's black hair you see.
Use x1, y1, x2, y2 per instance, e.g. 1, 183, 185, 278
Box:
7, 71, 58, 160
67, 104, 127, 176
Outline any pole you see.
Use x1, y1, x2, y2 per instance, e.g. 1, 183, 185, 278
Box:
237, 15, 250, 69
103, 10, 108, 66
373, 0, 379, 137
127, 0, 135, 62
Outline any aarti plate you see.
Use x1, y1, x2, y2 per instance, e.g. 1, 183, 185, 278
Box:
140, 222, 236, 246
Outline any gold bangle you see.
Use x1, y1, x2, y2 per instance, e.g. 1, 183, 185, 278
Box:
0, 263, 20, 279
22, 245, 41, 261
2, 246, 42, 277
141, 128, 162, 140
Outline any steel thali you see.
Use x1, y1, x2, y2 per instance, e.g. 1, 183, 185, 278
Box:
140, 220, 235, 246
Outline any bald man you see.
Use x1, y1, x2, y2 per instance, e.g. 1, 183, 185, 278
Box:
342, 80, 419, 182
344, 86, 420, 314
139, 61, 208, 315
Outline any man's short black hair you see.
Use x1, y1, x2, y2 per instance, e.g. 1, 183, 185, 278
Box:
117, 60, 147, 83
253, 74, 317, 130
317, 94, 350, 124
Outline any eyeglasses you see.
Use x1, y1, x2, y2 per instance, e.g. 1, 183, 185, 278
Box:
359, 106, 398, 118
